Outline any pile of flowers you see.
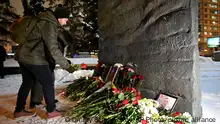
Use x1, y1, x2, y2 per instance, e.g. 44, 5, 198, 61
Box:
63, 62, 192, 124
66, 87, 192, 124
65, 76, 105, 101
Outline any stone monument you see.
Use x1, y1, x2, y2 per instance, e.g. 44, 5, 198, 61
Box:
98, 0, 202, 117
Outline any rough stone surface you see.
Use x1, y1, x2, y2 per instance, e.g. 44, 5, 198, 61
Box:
98, 0, 202, 117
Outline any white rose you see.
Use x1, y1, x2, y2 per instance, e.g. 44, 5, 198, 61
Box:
150, 108, 158, 114
183, 112, 191, 117
114, 63, 123, 67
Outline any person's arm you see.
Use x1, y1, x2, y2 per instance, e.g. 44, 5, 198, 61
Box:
41, 21, 70, 69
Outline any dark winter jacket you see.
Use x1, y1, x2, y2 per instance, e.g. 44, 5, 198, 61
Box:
0, 45, 7, 62
45, 29, 72, 71
15, 10, 70, 69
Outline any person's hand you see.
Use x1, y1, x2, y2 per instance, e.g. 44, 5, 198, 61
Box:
67, 59, 71, 64
66, 64, 80, 73
67, 66, 76, 73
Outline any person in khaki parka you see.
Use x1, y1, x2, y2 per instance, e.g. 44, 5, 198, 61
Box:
13, 1, 76, 119
30, 27, 73, 109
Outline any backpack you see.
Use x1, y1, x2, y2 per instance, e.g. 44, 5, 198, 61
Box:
10, 16, 40, 45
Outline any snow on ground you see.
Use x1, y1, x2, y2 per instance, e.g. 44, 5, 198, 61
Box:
198, 56, 220, 124
4, 58, 98, 67
4, 58, 19, 67
0, 57, 220, 123
0, 69, 94, 95
0, 75, 22, 95
0, 59, 95, 124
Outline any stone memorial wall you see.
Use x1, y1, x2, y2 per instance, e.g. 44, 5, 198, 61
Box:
98, 0, 202, 117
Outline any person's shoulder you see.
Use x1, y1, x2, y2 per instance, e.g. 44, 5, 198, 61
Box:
39, 10, 58, 25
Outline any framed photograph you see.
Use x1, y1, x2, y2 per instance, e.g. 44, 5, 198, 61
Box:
156, 92, 178, 111
104, 66, 119, 83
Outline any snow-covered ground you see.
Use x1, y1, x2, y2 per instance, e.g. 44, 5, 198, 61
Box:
198, 57, 220, 124
0, 57, 220, 123
0, 69, 94, 95
4, 58, 98, 67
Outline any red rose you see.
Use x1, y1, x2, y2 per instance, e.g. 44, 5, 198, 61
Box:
132, 99, 138, 105
131, 88, 136, 93
125, 87, 129, 92
96, 61, 104, 69
132, 75, 137, 80
136, 95, 142, 100
141, 120, 148, 124
123, 99, 129, 105
122, 88, 126, 91
124, 87, 132, 92
112, 88, 120, 94
98, 82, 104, 88
175, 121, 184, 124
116, 103, 123, 108
81, 63, 87, 69
139, 75, 144, 80
137, 91, 141, 96
96, 64, 100, 69
173, 112, 181, 117
123, 72, 127, 77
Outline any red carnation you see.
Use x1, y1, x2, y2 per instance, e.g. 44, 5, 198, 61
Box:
175, 121, 184, 124
136, 95, 142, 100
81, 63, 87, 69
132, 75, 137, 80
132, 99, 138, 105
123, 99, 129, 105
141, 120, 148, 124
173, 112, 181, 117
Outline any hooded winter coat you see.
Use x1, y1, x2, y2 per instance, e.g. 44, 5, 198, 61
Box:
15, 10, 70, 69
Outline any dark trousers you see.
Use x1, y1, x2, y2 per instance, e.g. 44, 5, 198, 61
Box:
0, 61, 4, 78
30, 80, 44, 104
15, 63, 55, 112
30, 72, 55, 104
